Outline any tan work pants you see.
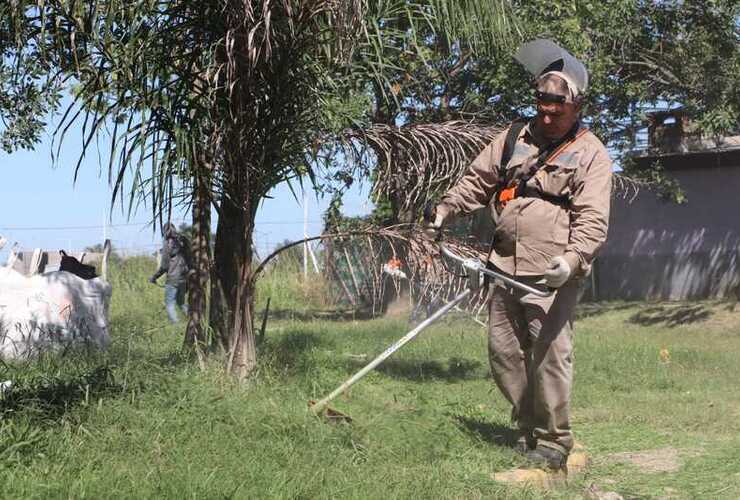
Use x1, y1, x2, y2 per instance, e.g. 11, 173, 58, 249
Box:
487, 278, 579, 454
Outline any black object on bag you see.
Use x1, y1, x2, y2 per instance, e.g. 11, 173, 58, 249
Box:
59, 250, 98, 280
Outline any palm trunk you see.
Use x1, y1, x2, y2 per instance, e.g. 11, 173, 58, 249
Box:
228, 227, 257, 380
209, 199, 235, 353
210, 189, 258, 379
211, 198, 239, 347
185, 174, 211, 359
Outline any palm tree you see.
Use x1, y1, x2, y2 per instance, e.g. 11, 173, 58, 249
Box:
6, 0, 520, 378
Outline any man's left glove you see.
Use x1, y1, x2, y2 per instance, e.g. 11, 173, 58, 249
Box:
422, 204, 449, 241
148, 275, 157, 284
544, 256, 571, 288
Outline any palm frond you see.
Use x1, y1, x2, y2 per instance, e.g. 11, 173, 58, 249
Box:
341, 120, 503, 212
430, 0, 522, 54
256, 224, 490, 320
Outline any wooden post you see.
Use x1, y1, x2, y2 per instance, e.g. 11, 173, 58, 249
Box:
308, 242, 320, 273
102, 239, 112, 281
343, 247, 362, 298
303, 189, 308, 279
5, 244, 18, 269
28, 248, 42, 276
258, 297, 271, 345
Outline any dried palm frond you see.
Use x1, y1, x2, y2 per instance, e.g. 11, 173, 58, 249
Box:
340, 121, 503, 213
340, 120, 651, 213
256, 224, 490, 320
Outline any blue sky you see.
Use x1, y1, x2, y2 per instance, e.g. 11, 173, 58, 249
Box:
0, 115, 372, 261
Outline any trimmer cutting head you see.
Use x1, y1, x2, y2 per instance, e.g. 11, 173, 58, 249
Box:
309, 400, 353, 424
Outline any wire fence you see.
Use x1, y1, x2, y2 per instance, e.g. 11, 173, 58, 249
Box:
0, 219, 327, 261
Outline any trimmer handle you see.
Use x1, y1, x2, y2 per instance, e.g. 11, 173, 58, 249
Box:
438, 243, 554, 298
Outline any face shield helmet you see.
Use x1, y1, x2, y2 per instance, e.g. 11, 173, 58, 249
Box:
514, 39, 588, 104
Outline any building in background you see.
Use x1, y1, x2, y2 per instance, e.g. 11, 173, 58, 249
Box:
595, 109, 740, 300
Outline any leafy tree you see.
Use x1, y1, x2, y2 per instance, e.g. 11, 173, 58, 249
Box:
8, 0, 733, 378
0, 3, 63, 153
327, 0, 739, 215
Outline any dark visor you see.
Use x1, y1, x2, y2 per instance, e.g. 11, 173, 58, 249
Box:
534, 90, 566, 104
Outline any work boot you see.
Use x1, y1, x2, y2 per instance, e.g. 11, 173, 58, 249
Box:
513, 435, 536, 455
525, 445, 567, 470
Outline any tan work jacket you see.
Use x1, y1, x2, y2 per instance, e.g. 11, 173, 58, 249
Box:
439, 122, 612, 277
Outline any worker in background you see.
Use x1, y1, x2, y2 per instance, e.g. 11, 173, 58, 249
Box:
150, 222, 191, 324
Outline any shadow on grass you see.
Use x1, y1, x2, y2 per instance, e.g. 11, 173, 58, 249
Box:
260, 331, 334, 372
575, 302, 635, 320
105, 323, 194, 371
0, 365, 120, 422
264, 308, 376, 322
454, 415, 519, 448
628, 304, 712, 327
345, 356, 483, 382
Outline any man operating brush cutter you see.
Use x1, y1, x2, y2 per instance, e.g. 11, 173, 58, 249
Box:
312, 39, 610, 472
426, 39, 612, 470
310, 241, 553, 423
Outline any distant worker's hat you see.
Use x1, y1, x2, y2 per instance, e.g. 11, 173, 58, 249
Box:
514, 39, 588, 102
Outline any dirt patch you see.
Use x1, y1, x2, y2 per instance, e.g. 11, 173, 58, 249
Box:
585, 483, 624, 500
491, 443, 590, 489
607, 447, 684, 473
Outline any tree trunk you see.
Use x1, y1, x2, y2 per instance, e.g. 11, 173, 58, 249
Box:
210, 192, 258, 380
209, 198, 236, 353
228, 230, 257, 380
211, 199, 239, 350
185, 174, 211, 360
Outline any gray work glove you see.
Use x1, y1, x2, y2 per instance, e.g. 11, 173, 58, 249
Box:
544, 255, 571, 288
148, 275, 157, 284
423, 205, 448, 241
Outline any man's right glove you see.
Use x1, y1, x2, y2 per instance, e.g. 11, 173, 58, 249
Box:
423, 204, 448, 240
544, 255, 571, 288
148, 275, 157, 284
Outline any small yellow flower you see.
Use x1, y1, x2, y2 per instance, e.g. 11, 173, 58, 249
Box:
659, 348, 671, 363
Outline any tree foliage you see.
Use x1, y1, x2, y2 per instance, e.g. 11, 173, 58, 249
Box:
1, 0, 520, 378
0, 3, 63, 153
325, 0, 739, 212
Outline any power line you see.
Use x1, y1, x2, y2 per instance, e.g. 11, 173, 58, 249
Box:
255, 220, 324, 225
0, 219, 323, 231
0, 220, 184, 231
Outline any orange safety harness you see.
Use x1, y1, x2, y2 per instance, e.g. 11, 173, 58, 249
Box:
496, 124, 589, 210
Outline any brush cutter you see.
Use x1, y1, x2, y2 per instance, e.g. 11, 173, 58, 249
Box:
309, 243, 553, 420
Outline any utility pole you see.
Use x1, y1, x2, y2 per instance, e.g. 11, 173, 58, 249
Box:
103, 210, 108, 245
303, 188, 308, 279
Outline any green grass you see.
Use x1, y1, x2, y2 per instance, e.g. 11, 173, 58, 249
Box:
1, 260, 739, 499
255, 252, 336, 318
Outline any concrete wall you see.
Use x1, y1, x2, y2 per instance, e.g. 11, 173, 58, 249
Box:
596, 155, 740, 300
